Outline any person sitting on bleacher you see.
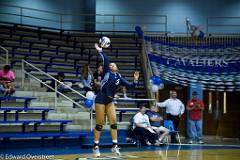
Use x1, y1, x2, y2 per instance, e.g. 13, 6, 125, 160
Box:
81, 64, 94, 93
49, 72, 71, 93
93, 65, 104, 94
0, 65, 16, 96
146, 105, 169, 144
133, 106, 160, 146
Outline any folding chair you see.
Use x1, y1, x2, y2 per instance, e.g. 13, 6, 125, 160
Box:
127, 117, 142, 147
164, 120, 181, 144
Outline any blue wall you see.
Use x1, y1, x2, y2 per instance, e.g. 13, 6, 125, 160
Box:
1, 0, 84, 12
0, 0, 240, 32
96, 0, 240, 33
0, 0, 87, 29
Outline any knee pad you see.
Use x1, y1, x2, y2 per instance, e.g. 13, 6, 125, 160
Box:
110, 123, 117, 130
95, 124, 103, 131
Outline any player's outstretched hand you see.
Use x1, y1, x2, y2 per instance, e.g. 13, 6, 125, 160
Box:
134, 71, 139, 81
95, 43, 102, 52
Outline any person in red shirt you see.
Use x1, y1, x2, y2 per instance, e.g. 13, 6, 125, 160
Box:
186, 91, 204, 144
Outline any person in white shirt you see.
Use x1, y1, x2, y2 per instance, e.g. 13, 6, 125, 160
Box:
156, 90, 185, 143
133, 106, 159, 146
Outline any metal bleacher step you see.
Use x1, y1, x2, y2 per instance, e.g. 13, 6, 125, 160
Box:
55, 107, 83, 113
15, 91, 56, 98
65, 122, 129, 131
0, 125, 63, 132
30, 101, 73, 108
47, 112, 89, 121
0, 112, 44, 120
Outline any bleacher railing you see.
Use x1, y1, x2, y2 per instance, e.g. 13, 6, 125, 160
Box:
145, 31, 240, 52
142, 30, 240, 91
141, 33, 156, 101
207, 16, 240, 35
0, 3, 167, 32
0, 45, 9, 65
21, 60, 87, 111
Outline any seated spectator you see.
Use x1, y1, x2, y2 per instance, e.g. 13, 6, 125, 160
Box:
81, 64, 94, 93
0, 65, 16, 96
114, 86, 129, 99
146, 105, 169, 143
93, 65, 104, 93
48, 72, 71, 93
133, 106, 160, 146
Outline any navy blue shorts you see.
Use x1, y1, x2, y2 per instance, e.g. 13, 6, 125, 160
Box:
95, 91, 114, 105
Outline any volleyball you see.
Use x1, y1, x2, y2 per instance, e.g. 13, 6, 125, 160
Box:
99, 36, 111, 48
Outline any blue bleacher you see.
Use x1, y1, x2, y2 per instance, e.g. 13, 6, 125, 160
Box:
0, 95, 83, 141
0, 120, 72, 132
11, 60, 81, 76
0, 131, 88, 139
0, 108, 53, 120
0, 96, 36, 108
0, 131, 89, 148
0, 31, 139, 51
4, 43, 140, 62
10, 59, 139, 78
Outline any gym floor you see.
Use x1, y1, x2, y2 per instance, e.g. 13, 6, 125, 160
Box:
1, 141, 240, 160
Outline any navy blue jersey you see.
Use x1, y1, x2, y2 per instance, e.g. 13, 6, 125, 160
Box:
98, 51, 137, 98
146, 111, 162, 127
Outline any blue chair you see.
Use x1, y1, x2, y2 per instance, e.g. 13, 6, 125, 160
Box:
164, 120, 181, 144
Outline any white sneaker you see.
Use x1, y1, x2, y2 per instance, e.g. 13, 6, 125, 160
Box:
146, 141, 152, 146
114, 94, 120, 98
154, 140, 161, 146
93, 146, 101, 158
111, 145, 121, 156
188, 140, 193, 144
158, 138, 163, 143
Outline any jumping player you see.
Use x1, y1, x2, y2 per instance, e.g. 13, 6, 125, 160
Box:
93, 43, 139, 157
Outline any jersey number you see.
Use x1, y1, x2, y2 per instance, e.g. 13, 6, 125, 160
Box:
115, 79, 120, 85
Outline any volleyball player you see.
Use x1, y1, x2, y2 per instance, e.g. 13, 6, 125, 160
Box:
93, 43, 139, 157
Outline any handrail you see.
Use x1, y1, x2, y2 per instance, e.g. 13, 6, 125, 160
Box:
0, 3, 167, 17
21, 60, 87, 111
140, 32, 156, 103
24, 71, 86, 110
117, 98, 156, 101
0, 45, 9, 64
0, 12, 61, 23
207, 16, 240, 35
0, 3, 61, 15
